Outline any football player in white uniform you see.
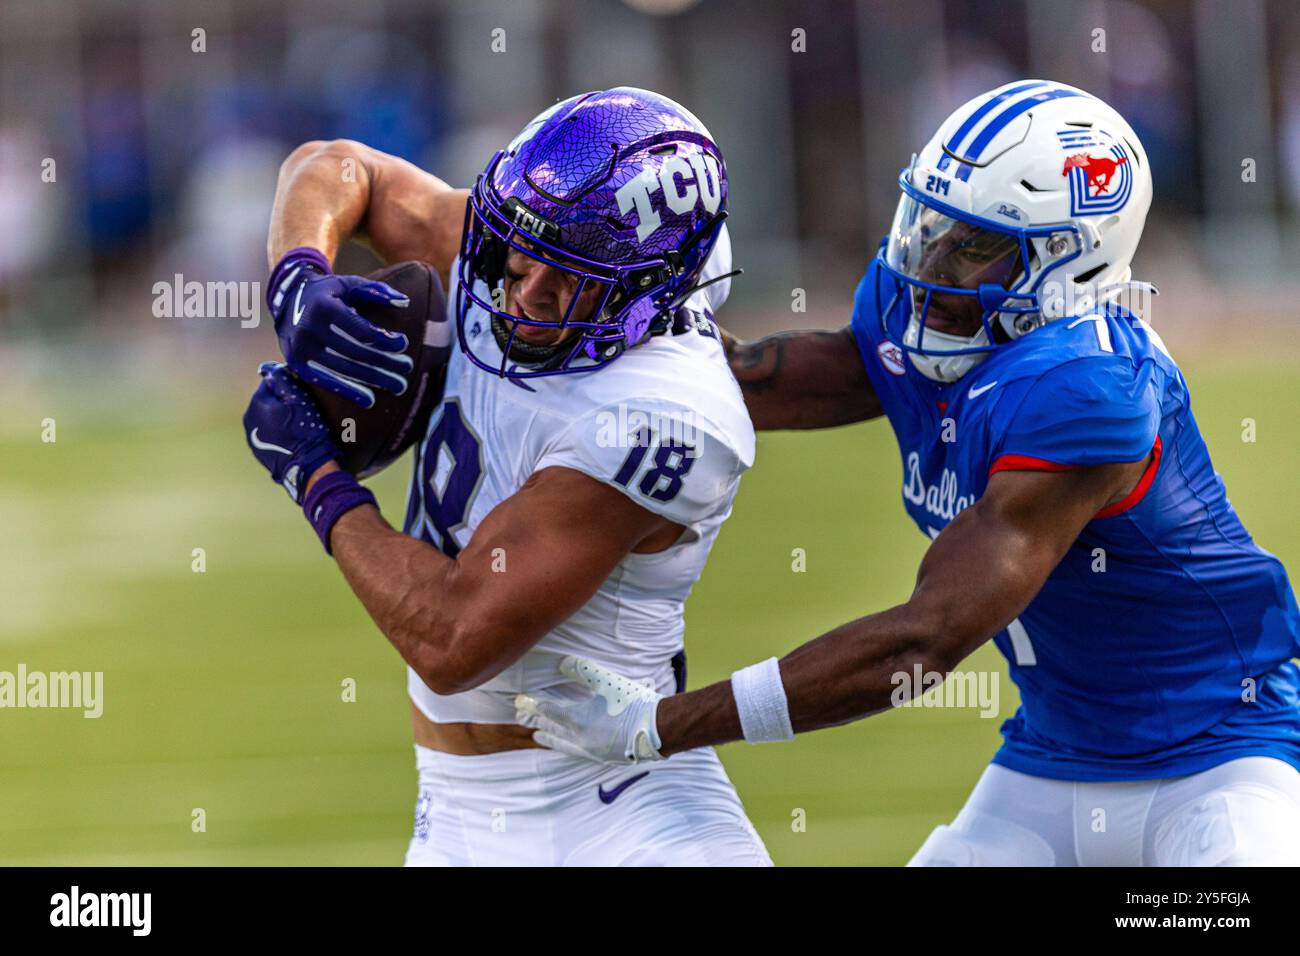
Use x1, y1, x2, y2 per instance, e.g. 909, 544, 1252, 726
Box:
244, 88, 770, 866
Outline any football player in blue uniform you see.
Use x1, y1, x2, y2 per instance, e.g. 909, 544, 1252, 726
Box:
516, 81, 1300, 865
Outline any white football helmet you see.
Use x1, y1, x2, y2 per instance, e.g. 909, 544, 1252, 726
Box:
876, 79, 1154, 382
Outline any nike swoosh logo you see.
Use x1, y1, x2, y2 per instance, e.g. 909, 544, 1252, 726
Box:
249, 428, 292, 455
291, 283, 306, 326
967, 380, 998, 399
597, 771, 650, 805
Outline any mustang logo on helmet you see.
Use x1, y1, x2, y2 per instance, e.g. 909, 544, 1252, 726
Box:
1061, 152, 1128, 196
1061, 143, 1132, 216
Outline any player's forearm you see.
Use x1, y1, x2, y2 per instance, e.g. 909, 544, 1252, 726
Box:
326, 496, 563, 696
326, 504, 475, 692
655, 481, 1095, 755
267, 140, 373, 267
722, 327, 882, 430
656, 604, 942, 755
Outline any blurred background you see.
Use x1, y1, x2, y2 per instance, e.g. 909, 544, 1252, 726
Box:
2, 0, 1298, 865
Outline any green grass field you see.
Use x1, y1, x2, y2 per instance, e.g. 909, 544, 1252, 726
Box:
2, 348, 1298, 865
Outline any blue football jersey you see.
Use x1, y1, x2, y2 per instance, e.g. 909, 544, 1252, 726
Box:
850, 257, 1300, 781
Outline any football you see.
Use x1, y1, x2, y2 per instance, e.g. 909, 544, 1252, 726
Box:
305, 260, 452, 478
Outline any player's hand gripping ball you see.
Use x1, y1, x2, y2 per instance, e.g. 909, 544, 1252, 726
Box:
299, 261, 453, 478
268, 247, 414, 409
243, 361, 340, 503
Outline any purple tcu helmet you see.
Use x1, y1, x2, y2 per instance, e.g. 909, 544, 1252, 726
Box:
457, 87, 729, 378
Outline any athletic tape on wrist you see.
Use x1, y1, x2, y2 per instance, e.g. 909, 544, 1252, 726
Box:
302, 470, 376, 555
730, 657, 794, 743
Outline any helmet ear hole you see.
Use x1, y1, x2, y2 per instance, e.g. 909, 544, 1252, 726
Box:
1074, 263, 1106, 284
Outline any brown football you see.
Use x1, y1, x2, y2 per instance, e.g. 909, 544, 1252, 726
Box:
305, 260, 452, 478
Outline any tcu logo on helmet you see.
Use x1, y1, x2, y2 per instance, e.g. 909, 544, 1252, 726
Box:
501, 197, 559, 242
614, 153, 722, 242
512, 205, 549, 238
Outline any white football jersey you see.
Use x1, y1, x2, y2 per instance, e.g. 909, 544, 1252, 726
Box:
404, 230, 754, 723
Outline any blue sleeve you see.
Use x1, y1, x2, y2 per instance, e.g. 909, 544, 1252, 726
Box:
849, 257, 903, 404
992, 356, 1161, 467
849, 261, 881, 367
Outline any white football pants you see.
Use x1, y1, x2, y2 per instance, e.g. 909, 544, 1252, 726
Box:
404, 743, 771, 867
908, 756, 1300, 866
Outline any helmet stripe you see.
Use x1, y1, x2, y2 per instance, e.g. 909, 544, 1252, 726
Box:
954, 88, 1086, 181
937, 81, 1050, 171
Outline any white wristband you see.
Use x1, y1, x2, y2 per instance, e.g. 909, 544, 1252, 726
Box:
730, 657, 794, 743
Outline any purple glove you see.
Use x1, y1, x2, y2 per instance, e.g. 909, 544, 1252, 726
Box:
243, 362, 340, 503
267, 247, 414, 409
